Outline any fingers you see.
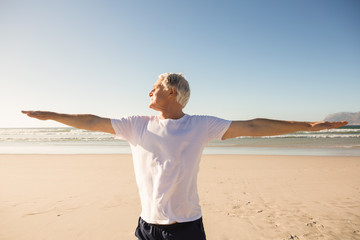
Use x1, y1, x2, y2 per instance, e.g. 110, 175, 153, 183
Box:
22, 110, 37, 117
21, 110, 52, 120
335, 120, 348, 128
21, 110, 33, 117
309, 120, 348, 131
325, 120, 348, 129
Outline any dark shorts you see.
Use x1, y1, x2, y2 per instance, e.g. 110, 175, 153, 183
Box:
135, 217, 207, 240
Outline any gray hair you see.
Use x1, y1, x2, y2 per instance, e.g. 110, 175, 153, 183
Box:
159, 73, 190, 108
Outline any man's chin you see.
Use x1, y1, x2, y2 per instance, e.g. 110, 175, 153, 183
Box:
148, 104, 155, 110
149, 104, 161, 112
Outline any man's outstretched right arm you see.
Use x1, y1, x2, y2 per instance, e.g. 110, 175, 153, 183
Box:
21, 111, 115, 134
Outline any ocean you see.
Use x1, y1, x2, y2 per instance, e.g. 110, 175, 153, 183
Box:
0, 126, 359, 156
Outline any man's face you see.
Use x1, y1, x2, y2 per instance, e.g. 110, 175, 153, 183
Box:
148, 77, 170, 111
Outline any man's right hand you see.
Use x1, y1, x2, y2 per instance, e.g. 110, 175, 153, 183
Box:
21, 111, 54, 121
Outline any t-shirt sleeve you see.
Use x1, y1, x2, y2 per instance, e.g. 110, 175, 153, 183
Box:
111, 116, 148, 144
206, 116, 232, 141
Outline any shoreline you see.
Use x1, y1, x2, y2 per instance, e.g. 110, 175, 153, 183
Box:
1, 152, 360, 156
1, 154, 360, 239
2, 143, 360, 157
1, 125, 359, 157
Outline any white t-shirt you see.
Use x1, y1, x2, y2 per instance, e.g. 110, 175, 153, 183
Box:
111, 114, 231, 224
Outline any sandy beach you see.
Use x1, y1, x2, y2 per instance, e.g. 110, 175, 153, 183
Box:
1, 154, 359, 240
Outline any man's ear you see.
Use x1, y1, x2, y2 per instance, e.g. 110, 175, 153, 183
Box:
169, 87, 177, 98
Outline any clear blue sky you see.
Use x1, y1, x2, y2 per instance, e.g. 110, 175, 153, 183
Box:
1, 0, 359, 128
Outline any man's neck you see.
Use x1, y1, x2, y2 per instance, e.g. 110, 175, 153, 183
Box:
159, 111, 185, 120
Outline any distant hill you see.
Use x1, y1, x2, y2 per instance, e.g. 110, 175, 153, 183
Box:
324, 111, 360, 125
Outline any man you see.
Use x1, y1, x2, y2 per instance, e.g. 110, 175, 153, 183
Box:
22, 73, 347, 240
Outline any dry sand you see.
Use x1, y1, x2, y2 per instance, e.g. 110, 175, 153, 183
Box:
0, 154, 359, 240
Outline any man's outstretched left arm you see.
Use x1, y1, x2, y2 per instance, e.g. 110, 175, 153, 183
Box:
222, 118, 348, 140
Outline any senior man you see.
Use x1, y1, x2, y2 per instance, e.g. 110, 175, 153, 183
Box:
22, 73, 347, 240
